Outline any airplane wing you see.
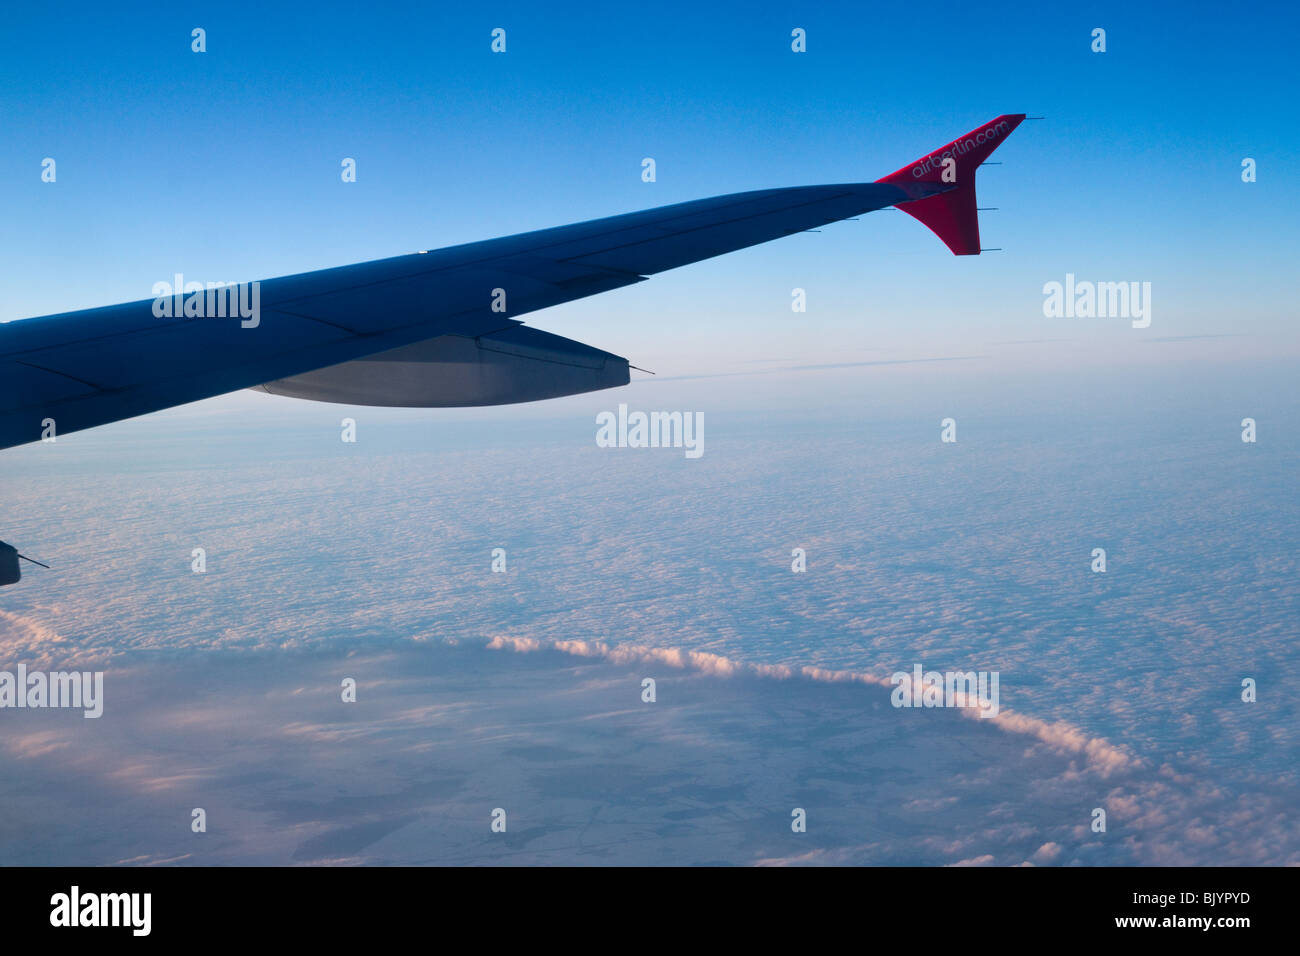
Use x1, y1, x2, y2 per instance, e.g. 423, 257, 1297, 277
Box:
0, 115, 1023, 453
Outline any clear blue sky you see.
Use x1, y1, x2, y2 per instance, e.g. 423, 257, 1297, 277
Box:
3, 0, 1296, 391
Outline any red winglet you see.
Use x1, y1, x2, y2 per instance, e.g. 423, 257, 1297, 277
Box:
876, 114, 1026, 255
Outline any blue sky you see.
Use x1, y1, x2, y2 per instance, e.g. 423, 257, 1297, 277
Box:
3, 0, 1298, 396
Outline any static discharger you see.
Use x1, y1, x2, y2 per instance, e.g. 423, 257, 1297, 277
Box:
0, 540, 49, 586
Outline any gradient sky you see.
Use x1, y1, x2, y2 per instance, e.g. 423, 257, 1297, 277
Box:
3, 0, 1298, 399
2, 3, 1297, 867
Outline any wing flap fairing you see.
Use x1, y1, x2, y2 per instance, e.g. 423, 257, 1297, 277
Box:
257, 326, 630, 407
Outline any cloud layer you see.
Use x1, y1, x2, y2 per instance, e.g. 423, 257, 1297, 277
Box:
0, 640, 1294, 866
